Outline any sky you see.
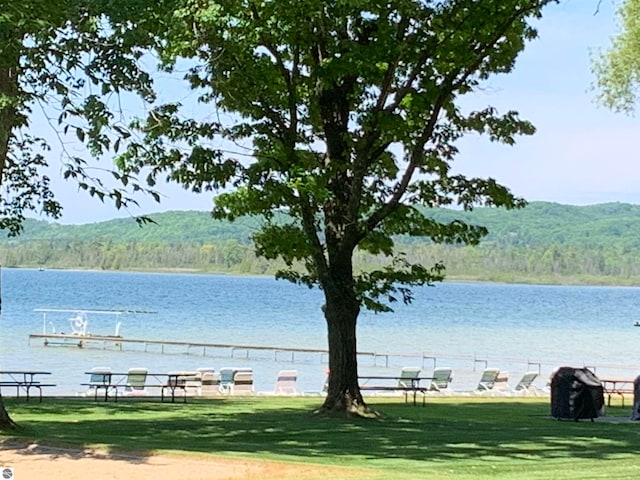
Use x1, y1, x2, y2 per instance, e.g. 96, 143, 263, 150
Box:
454, 0, 640, 207
34, 0, 639, 225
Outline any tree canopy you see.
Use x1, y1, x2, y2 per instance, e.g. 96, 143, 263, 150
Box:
1, 0, 558, 417
594, 0, 640, 112
0, 0, 163, 429
0, 0, 159, 237
101, 0, 557, 415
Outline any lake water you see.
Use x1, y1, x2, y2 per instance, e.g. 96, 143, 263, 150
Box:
1, 268, 640, 395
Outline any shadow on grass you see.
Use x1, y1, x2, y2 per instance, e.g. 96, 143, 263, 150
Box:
3, 397, 640, 468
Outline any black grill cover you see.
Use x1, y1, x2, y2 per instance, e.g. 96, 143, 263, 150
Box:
550, 367, 604, 420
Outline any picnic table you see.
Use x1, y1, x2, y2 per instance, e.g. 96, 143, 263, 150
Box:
0, 370, 55, 402
358, 375, 434, 406
601, 378, 636, 407
82, 371, 196, 403
161, 371, 200, 403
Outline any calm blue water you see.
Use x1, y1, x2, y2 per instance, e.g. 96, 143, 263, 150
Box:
1, 268, 640, 395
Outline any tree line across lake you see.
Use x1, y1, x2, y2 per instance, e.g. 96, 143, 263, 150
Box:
2, 201, 640, 285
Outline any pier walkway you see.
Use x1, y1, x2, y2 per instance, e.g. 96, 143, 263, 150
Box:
28, 333, 444, 368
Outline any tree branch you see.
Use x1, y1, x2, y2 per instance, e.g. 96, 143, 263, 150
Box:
361, 1, 546, 238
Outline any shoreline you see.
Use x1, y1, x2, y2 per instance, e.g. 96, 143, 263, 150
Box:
6, 265, 640, 288
6, 269, 640, 398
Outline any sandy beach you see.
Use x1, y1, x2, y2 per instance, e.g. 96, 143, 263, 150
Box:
0, 440, 355, 480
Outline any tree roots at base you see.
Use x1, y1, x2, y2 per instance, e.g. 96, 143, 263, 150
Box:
313, 396, 381, 419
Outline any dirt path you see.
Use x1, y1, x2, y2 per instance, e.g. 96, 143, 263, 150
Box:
0, 441, 365, 480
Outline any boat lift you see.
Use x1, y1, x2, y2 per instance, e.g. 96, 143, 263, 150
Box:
33, 308, 130, 347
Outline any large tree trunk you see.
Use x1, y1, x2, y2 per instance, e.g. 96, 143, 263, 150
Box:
0, 32, 20, 430
317, 265, 377, 417
0, 65, 17, 182
0, 36, 20, 180
0, 395, 17, 430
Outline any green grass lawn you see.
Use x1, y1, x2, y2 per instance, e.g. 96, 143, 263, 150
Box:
2, 395, 640, 479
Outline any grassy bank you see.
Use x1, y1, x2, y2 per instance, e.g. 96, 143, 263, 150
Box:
2, 396, 640, 479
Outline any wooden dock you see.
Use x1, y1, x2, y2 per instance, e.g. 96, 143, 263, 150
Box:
27, 333, 439, 368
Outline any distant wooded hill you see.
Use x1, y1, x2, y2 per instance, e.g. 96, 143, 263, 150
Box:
3, 202, 640, 284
